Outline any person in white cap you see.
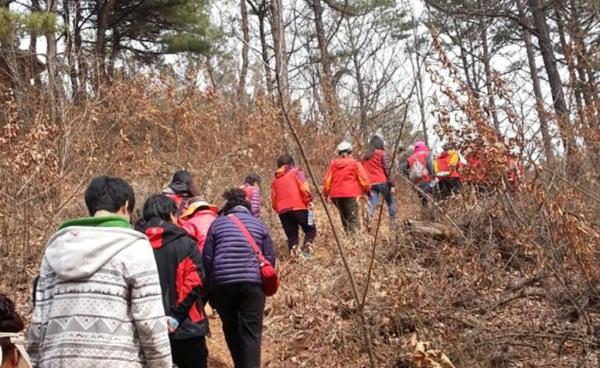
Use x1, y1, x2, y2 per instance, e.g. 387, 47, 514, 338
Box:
323, 141, 371, 233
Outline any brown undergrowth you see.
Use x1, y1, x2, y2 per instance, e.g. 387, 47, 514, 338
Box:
1, 76, 599, 367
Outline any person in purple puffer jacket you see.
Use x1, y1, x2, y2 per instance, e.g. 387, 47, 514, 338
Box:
203, 188, 276, 368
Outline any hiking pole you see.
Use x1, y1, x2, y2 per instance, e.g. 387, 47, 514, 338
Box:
274, 71, 378, 368
360, 92, 412, 306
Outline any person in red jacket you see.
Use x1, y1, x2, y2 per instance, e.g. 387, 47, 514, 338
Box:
362, 135, 397, 222
323, 141, 371, 233
180, 198, 219, 253
271, 155, 316, 257
406, 140, 434, 205
140, 194, 209, 368
239, 173, 261, 217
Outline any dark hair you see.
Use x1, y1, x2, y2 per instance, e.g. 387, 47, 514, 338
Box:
219, 188, 251, 215
276, 155, 294, 168
364, 135, 385, 160
0, 294, 24, 363
244, 172, 261, 186
84, 176, 135, 216
169, 170, 198, 197
143, 194, 177, 222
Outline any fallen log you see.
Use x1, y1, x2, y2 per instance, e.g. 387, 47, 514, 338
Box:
402, 219, 461, 240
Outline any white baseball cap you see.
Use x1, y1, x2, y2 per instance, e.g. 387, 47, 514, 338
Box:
336, 141, 352, 153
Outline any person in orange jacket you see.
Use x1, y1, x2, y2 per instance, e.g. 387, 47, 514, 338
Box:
179, 198, 219, 253
433, 144, 463, 198
271, 155, 316, 257
323, 141, 371, 233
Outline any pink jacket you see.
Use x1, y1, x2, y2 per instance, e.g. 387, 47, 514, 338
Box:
181, 209, 217, 252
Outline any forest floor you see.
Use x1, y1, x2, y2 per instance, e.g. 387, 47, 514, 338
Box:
5, 182, 599, 367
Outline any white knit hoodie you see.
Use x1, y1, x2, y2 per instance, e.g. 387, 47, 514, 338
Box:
27, 219, 172, 368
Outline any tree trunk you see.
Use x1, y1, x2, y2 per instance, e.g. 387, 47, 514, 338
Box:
481, 23, 500, 131
94, 0, 116, 90
238, 0, 250, 103
346, 19, 367, 138
527, 0, 575, 159
554, 4, 586, 130
46, 0, 61, 122
310, 0, 341, 130
254, 1, 274, 96
567, 0, 598, 129
516, 0, 554, 162
271, 0, 290, 107
74, 0, 86, 101
30, 0, 42, 88
63, 0, 79, 98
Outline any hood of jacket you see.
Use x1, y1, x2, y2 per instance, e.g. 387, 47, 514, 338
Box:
275, 164, 294, 178
143, 217, 190, 249
414, 142, 429, 154
46, 216, 145, 280
331, 156, 356, 169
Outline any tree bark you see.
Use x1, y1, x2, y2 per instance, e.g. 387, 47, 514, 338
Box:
516, 0, 554, 162
248, 0, 274, 96
346, 19, 367, 138
271, 0, 290, 107
238, 0, 250, 103
310, 0, 341, 130
481, 22, 500, 131
26, 0, 41, 89
62, 0, 79, 98
46, 0, 62, 121
527, 0, 574, 158
94, 0, 116, 90
74, 0, 86, 101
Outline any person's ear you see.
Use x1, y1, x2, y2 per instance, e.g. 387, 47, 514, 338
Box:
170, 213, 177, 224
118, 201, 130, 217
9, 348, 19, 367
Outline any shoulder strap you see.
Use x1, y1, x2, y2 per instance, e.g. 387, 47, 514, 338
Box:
228, 215, 267, 265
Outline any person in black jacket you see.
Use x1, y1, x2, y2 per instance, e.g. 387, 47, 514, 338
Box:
140, 194, 209, 368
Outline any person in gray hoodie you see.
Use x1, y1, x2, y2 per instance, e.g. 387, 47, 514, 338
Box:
27, 176, 172, 368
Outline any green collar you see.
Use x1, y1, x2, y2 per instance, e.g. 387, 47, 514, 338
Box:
59, 216, 131, 230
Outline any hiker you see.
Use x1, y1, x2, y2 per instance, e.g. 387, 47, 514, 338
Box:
240, 173, 261, 217
433, 144, 463, 198
271, 154, 316, 257
464, 149, 490, 193
163, 170, 199, 215
179, 197, 219, 252
362, 135, 397, 222
140, 195, 209, 368
28, 176, 171, 368
203, 188, 276, 368
323, 141, 371, 233
407, 140, 434, 205
506, 153, 524, 193
1, 294, 32, 368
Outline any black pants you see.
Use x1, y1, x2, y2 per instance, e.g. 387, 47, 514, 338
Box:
170, 336, 208, 368
438, 178, 461, 199
211, 284, 266, 368
279, 210, 317, 251
331, 197, 359, 233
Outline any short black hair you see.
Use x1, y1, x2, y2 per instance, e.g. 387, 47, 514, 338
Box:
84, 176, 135, 216
219, 187, 251, 215
143, 195, 177, 222
244, 172, 261, 185
276, 155, 294, 167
